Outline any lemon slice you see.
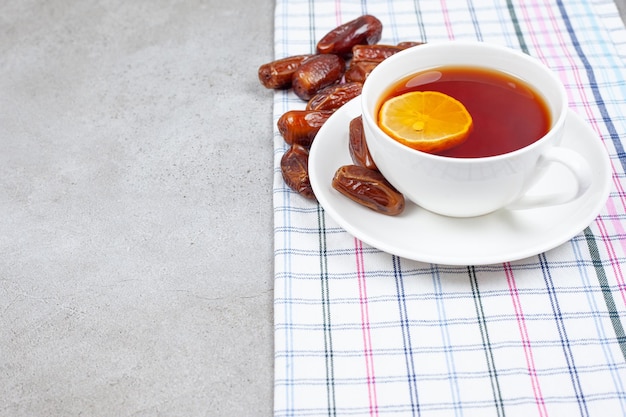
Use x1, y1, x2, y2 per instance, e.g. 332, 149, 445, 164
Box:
378, 91, 473, 152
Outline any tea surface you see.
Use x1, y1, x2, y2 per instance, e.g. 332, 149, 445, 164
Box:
378, 66, 551, 157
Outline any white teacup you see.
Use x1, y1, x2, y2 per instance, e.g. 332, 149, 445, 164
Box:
361, 41, 592, 217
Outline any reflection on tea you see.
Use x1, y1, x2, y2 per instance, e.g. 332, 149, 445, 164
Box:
377, 66, 551, 158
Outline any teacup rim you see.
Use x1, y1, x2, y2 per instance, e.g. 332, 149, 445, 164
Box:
360, 40, 569, 163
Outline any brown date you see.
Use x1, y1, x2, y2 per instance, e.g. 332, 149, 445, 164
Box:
397, 41, 425, 49
348, 116, 377, 171
277, 110, 334, 147
345, 42, 425, 83
305, 82, 363, 112
292, 54, 346, 101
332, 165, 404, 215
316, 15, 383, 57
281, 144, 316, 200
258, 54, 313, 89
351, 44, 403, 64
344, 61, 379, 83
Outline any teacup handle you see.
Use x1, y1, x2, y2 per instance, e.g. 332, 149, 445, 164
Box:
507, 147, 593, 210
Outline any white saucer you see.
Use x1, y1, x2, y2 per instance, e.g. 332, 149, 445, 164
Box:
309, 99, 612, 265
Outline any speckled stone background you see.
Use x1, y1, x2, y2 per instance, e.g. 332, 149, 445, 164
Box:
1, 0, 274, 415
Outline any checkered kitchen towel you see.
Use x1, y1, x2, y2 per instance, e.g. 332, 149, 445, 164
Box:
272, 1, 626, 416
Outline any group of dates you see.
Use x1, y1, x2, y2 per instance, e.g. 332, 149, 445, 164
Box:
258, 15, 422, 216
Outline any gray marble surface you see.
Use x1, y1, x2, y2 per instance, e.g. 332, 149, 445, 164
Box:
617, 0, 626, 20
1, 1, 274, 416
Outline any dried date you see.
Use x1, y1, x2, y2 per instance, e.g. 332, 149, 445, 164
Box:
332, 165, 404, 215
305, 82, 363, 112
351, 44, 403, 64
344, 61, 379, 83
258, 54, 313, 89
348, 116, 377, 170
316, 15, 383, 57
281, 144, 316, 200
277, 110, 334, 147
291, 54, 346, 101
397, 41, 424, 49
345, 42, 424, 83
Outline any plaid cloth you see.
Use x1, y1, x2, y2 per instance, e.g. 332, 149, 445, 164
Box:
272, 1, 626, 416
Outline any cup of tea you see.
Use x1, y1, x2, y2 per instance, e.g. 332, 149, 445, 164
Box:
361, 41, 592, 217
